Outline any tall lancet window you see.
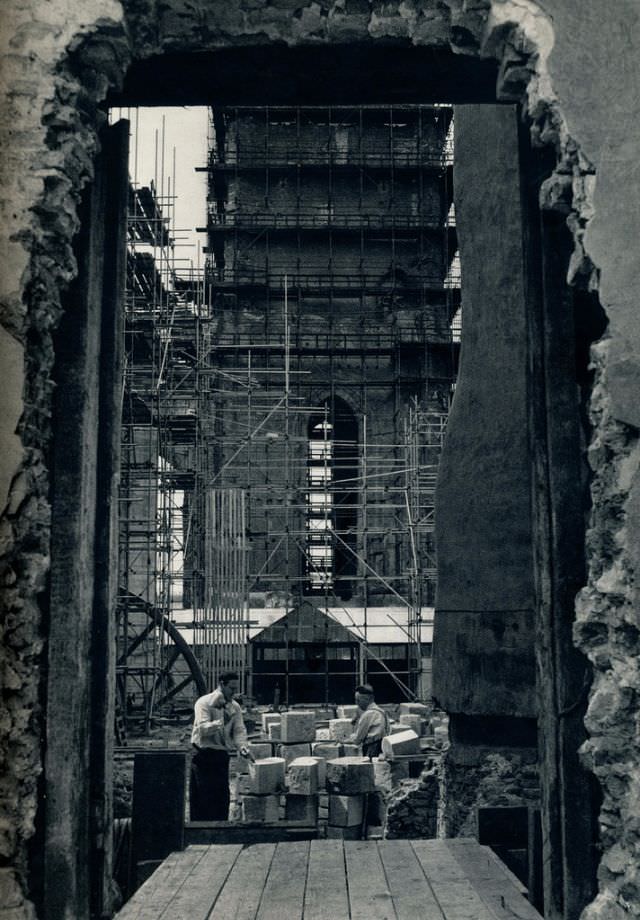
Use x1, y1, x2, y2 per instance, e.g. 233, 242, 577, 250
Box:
306, 398, 358, 599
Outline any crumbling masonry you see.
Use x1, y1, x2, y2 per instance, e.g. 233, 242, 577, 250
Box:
1, 2, 640, 919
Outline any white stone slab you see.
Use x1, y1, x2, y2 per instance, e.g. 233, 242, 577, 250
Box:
381, 729, 421, 759
329, 718, 353, 742
248, 757, 286, 794
281, 710, 316, 743
325, 757, 375, 795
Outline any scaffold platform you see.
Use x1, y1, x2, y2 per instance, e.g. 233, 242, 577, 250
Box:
115, 837, 542, 919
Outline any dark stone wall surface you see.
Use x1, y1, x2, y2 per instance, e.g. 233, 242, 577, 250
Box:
0, 1, 639, 917
432, 103, 536, 719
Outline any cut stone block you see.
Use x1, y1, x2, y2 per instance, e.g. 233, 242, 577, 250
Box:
329, 719, 353, 742
327, 824, 361, 840
281, 710, 316, 743
314, 728, 330, 741
381, 729, 421, 759
248, 757, 286, 795
326, 757, 375, 795
398, 702, 431, 718
285, 794, 318, 823
261, 712, 282, 734
314, 708, 336, 721
342, 743, 361, 757
268, 722, 281, 742
329, 794, 365, 827
249, 742, 273, 760
312, 741, 342, 760
336, 705, 360, 720
241, 794, 279, 823
276, 742, 312, 768
399, 714, 422, 736
287, 757, 322, 795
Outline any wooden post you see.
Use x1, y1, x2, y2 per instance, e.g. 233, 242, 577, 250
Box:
90, 119, 129, 918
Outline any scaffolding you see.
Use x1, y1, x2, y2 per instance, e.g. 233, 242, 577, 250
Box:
197, 105, 460, 701
116, 111, 211, 734
115, 103, 461, 728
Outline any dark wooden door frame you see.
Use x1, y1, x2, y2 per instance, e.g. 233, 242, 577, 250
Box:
44, 120, 128, 920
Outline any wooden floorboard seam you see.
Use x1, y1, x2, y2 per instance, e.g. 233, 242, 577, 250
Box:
375, 841, 400, 920
253, 843, 280, 919
341, 840, 351, 920
408, 840, 456, 920
300, 839, 312, 918
155, 846, 218, 920
203, 845, 245, 920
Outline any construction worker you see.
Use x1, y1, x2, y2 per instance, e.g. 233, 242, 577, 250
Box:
190, 670, 252, 820
349, 683, 389, 759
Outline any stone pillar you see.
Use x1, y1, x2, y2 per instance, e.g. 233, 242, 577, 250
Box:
432, 105, 538, 833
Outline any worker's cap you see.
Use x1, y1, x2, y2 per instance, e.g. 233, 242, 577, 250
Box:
355, 683, 375, 696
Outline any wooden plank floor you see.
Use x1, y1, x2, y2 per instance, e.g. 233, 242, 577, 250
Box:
116, 838, 543, 920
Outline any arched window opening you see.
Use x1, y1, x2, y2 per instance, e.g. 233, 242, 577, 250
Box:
306, 398, 358, 599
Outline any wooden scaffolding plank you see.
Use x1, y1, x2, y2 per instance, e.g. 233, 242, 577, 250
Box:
256, 841, 310, 920
344, 840, 397, 920
303, 840, 350, 920
411, 841, 497, 920
445, 839, 527, 892
377, 839, 445, 920
209, 843, 276, 920
444, 840, 542, 920
116, 847, 209, 920
157, 844, 243, 920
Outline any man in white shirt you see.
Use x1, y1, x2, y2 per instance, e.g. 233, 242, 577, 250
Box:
349, 683, 390, 759
190, 670, 251, 820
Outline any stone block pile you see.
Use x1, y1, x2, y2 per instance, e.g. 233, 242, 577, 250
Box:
233, 706, 374, 832
240, 756, 286, 823
233, 705, 437, 831
325, 757, 375, 839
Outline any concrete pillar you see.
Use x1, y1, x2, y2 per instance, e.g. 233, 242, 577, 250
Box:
432, 105, 538, 832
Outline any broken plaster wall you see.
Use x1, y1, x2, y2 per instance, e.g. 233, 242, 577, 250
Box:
0, 0, 639, 917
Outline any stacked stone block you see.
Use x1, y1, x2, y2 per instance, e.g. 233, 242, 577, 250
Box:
336, 705, 360, 720
324, 757, 375, 840
240, 756, 286, 823
312, 741, 342, 760
398, 713, 423, 736
261, 712, 282, 735
283, 756, 325, 824
329, 718, 353, 742
276, 741, 312, 767
381, 728, 421, 759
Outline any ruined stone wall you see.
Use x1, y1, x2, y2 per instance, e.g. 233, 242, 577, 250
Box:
1, 0, 640, 917
438, 745, 539, 838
